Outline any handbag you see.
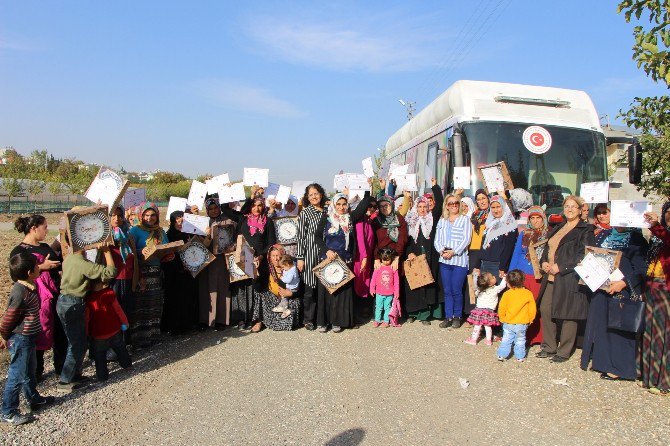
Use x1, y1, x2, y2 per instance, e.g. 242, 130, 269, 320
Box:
606, 279, 645, 333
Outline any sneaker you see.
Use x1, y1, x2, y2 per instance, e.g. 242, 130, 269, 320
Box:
497, 356, 505, 362
304, 323, 316, 331
280, 310, 291, 319
492, 335, 502, 342
237, 321, 246, 330
56, 382, 77, 394
332, 326, 343, 333
439, 319, 452, 328
450, 318, 462, 329
407, 317, 416, 323
421, 320, 431, 326
550, 355, 569, 363
317, 326, 328, 333
535, 350, 556, 359
29, 396, 55, 412
372, 321, 380, 328
463, 338, 477, 346
484, 339, 493, 346
271, 306, 283, 313
380, 322, 389, 328
516, 358, 526, 363
1, 412, 33, 426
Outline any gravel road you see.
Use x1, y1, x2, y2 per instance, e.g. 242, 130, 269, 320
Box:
1, 323, 669, 446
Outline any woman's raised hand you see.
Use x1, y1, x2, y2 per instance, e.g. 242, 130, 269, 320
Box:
431, 177, 437, 186
644, 212, 659, 227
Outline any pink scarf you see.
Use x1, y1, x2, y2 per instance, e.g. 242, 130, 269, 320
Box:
247, 213, 267, 236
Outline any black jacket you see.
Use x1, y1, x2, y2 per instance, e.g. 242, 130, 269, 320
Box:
539, 220, 595, 320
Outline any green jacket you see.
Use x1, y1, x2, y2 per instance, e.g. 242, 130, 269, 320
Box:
60, 253, 117, 298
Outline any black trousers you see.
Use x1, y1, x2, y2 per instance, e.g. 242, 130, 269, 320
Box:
303, 285, 317, 325
91, 332, 132, 381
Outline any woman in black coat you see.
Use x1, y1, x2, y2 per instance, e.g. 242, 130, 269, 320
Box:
537, 195, 595, 362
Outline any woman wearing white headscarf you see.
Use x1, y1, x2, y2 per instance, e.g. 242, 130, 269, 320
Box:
314, 186, 372, 333
472, 194, 518, 281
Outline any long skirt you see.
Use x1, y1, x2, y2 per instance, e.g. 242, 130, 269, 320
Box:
524, 273, 543, 346
162, 270, 198, 334
133, 265, 164, 347
581, 291, 637, 380
317, 281, 354, 329
257, 291, 301, 331
230, 280, 259, 326
199, 254, 230, 326
639, 279, 670, 392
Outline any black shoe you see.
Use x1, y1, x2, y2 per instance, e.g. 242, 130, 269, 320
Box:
450, 318, 462, 329
407, 317, 416, 323
421, 320, 431, 326
550, 355, 569, 363
29, 396, 55, 412
600, 373, 622, 381
214, 323, 227, 331
304, 323, 315, 331
439, 319, 452, 328
535, 350, 556, 359
73, 375, 91, 384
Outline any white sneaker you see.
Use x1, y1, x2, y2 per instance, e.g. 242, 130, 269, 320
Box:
280, 309, 292, 319
271, 306, 283, 313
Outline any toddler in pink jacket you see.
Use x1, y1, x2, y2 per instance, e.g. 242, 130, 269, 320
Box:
370, 248, 400, 328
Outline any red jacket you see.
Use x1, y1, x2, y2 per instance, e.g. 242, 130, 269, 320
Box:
650, 224, 670, 285
86, 288, 128, 340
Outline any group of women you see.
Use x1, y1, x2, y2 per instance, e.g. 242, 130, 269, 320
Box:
9, 180, 670, 396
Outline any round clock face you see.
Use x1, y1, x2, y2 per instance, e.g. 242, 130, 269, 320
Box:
278, 220, 297, 242
322, 263, 345, 285
181, 245, 208, 271
70, 211, 110, 247
99, 170, 124, 189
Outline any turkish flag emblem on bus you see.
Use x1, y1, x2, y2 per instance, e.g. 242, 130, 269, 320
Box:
522, 126, 552, 154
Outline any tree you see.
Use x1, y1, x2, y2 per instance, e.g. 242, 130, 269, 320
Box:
27, 180, 45, 197
3, 178, 23, 199
618, 1, 670, 198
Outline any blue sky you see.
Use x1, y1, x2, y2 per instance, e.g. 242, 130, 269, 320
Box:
0, 1, 666, 187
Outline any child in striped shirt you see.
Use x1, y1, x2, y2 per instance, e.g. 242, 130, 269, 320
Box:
1, 253, 55, 426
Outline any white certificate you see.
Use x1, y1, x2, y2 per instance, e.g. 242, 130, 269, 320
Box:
187, 180, 208, 209
575, 252, 612, 292
275, 185, 291, 204
123, 188, 146, 209
291, 180, 313, 198
480, 165, 505, 192
362, 157, 374, 178
218, 182, 246, 204
264, 182, 281, 198
85, 167, 126, 209
243, 168, 269, 187
205, 173, 230, 194
181, 213, 210, 236
395, 174, 418, 192
166, 196, 188, 221
347, 173, 368, 191
388, 163, 409, 180
333, 174, 348, 191
453, 166, 471, 190
580, 181, 609, 204
610, 200, 651, 228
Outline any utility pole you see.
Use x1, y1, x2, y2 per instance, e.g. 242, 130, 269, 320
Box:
398, 99, 416, 121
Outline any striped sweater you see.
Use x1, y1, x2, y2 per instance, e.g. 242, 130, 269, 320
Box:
0, 281, 42, 340
296, 205, 326, 288
434, 215, 473, 269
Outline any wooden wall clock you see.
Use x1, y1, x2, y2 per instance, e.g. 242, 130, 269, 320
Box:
64, 205, 114, 253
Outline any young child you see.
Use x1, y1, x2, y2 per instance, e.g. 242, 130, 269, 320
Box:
1, 253, 55, 426
370, 248, 400, 328
87, 281, 132, 381
496, 269, 537, 362
272, 255, 300, 318
464, 272, 506, 346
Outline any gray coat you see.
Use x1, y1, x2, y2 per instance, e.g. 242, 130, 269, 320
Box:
539, 220, 595, 320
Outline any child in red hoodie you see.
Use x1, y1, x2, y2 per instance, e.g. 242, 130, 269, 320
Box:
87, 282, 132, 381
370, 248, 400, 328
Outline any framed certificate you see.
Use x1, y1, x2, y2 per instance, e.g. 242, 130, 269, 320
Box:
578, 246, 623, 290
143, 240, 184, 263
312, 255, 354, 294
226, 252, 256, 283
529, 239, 549, 280
65, 205, 114, 253
179, 236, 215, 278
274, 217, 299, 245
477, 161, 514, 194
283, 244, 298, 259
212, 222, 236, 255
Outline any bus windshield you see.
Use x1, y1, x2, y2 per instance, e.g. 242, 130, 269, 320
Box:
461, 121, 607, 214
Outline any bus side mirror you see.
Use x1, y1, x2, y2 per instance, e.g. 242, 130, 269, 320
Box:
628, 141, 642, 185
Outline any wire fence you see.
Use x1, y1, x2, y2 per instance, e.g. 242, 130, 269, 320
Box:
0, 198, 170, 214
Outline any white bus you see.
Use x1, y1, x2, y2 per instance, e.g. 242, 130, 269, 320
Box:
383, 80, 612, 214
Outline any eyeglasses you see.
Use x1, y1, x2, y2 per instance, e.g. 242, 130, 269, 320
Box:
447, 202, 459, 206
564, 204, 580, 210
